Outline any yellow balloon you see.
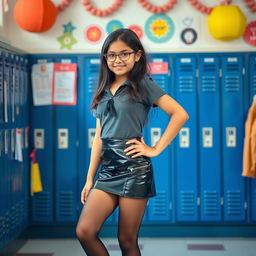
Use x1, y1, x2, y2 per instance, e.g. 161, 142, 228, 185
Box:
207, 5, 247, 41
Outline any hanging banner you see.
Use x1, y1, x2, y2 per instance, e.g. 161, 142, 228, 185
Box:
52, 63, 77, 105
31, 63, 54, 106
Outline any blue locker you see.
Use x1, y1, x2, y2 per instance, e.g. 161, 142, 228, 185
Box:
83, 56, 116, 223
55, 58, 78, 222
0, 128, 4, 249
221, 56, 245, 221
198, 56, 221, 222
146, 56, 172, 223
30, 57, 54, 223
249, 55, 256, 222
0, 50, 3, 123
174, 56, 198, 222
3, 51, 12, 243
23, 58, 30, 229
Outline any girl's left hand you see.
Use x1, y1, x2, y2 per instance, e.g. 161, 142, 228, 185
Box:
124, 137, 159, 158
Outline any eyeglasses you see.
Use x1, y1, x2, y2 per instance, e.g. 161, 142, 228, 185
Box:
104, 51, 136, 62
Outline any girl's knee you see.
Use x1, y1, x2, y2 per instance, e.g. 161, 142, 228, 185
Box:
118, 233, 137, 250
76, 222, 97, 241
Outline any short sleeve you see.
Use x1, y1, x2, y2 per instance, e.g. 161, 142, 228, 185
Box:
142, 75, 166, 107
92, 107, 100, 118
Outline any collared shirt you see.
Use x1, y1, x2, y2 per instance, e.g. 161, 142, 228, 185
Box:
92, 75, 166, 139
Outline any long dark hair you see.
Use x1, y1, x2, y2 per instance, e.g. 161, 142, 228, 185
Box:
91, 28, 149, 110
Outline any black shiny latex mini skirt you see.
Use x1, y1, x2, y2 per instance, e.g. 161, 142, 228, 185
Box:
93, 137, 156, 198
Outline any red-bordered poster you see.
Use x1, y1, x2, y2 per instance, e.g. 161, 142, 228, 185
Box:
52, 63, 77, 105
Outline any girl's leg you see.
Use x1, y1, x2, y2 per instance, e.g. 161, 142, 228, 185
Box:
76, 189, 118, 256
117, 197, 148, 256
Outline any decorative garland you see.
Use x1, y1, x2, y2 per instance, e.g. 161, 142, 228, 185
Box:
137, 0, 178, 13
244, 0, 256, 12
57, 0, 74, 13
188, 0, 233, 15
82, 0, 125, 17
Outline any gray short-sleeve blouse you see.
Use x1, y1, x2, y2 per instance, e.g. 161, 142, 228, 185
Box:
92, 75, 166, 139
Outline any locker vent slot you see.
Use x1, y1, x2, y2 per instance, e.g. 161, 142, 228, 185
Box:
10, 205, 18, 229
178, 76, 193, 93
88, 76, 98, 93
203, 190, 218, 215
0, 216, 4, 239
227, 190, 241, 216
203, 64, 216, 72
58, 191, 73, 216
5, 211, 11, 235
181, 190, 195, 216
153, 77, 166, 91
179, 64, 193, 72
253, 75, 256, 94
224, 76, 240, 92
19, 199, 26, 222
226, 64, 239, 72
152, 191, 167, 216
88, 65, 99, 73
201, 76, 216, 92
34, 192, 50, 217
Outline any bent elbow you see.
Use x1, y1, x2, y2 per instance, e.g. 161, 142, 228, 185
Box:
182, 110, 189, 122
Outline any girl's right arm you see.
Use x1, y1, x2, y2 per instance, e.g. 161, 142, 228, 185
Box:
81, 118, 102, 204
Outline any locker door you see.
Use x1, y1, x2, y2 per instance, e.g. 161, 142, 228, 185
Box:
0, 129, 4, 249
146, 56, 172, 223
174, 56, 198, 222
3, 52, 12, 243
31, 57, 54, 223
54, 58, 78, 222
249, 55, 256, 222
221, 56, 245, 221
198, 57, 221, 222
0, 50, 3, 248
0, 50, 3, 123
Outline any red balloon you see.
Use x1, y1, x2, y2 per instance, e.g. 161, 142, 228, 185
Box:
13, 0, 57, 33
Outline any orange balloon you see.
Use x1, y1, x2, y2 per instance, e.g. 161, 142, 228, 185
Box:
13, 0, 57, 33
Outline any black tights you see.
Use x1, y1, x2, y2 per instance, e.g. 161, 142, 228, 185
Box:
76, 189, 148, 256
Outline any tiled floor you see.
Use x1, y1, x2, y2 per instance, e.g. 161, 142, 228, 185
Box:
15, 237, 256, 256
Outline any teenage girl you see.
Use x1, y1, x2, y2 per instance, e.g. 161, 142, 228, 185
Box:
76, 28, 189, 256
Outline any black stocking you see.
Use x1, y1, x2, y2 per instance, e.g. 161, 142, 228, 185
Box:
76, 189, 118, 256
118, 197, 148, 256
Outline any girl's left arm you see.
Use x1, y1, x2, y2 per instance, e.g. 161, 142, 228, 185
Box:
125, 94, 189, 158
152, 94, 189, 155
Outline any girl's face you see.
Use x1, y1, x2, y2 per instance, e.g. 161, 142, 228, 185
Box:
105, 40, 141, 80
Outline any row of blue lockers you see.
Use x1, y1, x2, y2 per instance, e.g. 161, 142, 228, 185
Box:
0, 48, 30, 249
28, 52, 256, 226
1, 51, 256, 251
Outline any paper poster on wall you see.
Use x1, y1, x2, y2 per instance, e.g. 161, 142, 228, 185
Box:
31, 63, 53, 106
128, 25, 143, 39
85, 25, 103, 43
52, 63, 77, 105
145, 14, 175, 43
106, 20, 124, 34
178, 17, 200, 47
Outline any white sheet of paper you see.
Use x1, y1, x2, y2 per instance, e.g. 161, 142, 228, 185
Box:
15, 128, 23, 162
31, 63, 53, 106
53, 71, 75, 103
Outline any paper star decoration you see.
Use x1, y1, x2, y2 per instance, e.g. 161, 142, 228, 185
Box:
57, 33, 77, 50
63, 22, 76, 33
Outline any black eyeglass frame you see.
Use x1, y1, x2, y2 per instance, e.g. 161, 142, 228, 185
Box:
104, 51, 136, 62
